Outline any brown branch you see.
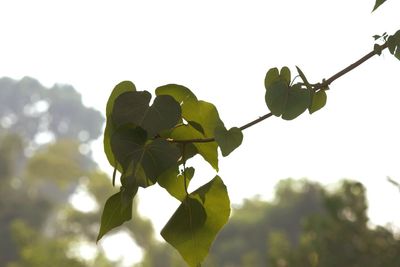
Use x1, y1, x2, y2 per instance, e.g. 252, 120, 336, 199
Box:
167, 42, 389, 144
314, 42, 388, 90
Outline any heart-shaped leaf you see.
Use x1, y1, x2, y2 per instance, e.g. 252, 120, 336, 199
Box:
97, 191, 134, 242
309, 90, 327, 114
157, 85, 225, 171
104, 81, 136, 170
265, 67, 311, 120
281, 84, 311, 120
111, 126, 180, 185
161, 176, 230, 267
112, 91, 181, 137
214, 126, 243, 156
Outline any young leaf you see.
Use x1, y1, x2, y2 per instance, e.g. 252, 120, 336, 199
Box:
161, 176, 230, 267
104, 81, 136, 170
97, 191, 133, 242
112, 91, 181, 137
372, 0, 387, 11
296, 66, 312, 90
309, 90, 327, 114
158, 166, 195, 201
214, 126, 243, 157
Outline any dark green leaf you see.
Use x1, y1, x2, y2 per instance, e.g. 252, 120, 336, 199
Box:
296, 66, 312, 90
214, 126, 243, 157
265, 68, 311, 120
372, 0, 387, 11
104, 81, 136, 170
373, 34, 381, 40
309, 90, 327, 114
265, 80, 289, 116
161, 176, 230, 267
111, 126, 180, 184
97, 191, 133, 242
112, 91, 181, 137
387, 30, 400, 60
264, 68, 280, 89
282, 84, 311, 120
374, 44, 383, 55
280, 66, 291, 84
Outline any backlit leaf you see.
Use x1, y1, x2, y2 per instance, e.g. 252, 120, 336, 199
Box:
112, 91, 181, 137
265, 67, 311, 120
170, 124, 219, 171
161, 176, 230, 267
104, 81, 136, 170
157, 85, 224, 170
158, 167, 195, 202
111, 126, 180, 184
214, 126, 243, 157
97, 191, 133, 242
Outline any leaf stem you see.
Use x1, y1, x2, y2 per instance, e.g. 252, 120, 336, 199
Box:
166, 42, 389, 144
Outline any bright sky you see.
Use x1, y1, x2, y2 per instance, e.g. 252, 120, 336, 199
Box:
1, 0, 400, 265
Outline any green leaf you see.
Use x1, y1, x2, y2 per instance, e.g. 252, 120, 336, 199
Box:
104, 81, 136, 170
161, 176, 230, 267
373, 34, 381, 40
97, 191, 133, 242
372, 0, 387, 11
156, 84, 198, 104
296, 66, 312, 90
280, 66, 291, 84
282, 84, 311, 120
387, 30, 400, 60
170, 124, 219, 171
157, 85, 224, 170
111, 126, 180, 184
264, 68, 280, 89
309, 90, 327, 114
265, 80, 289, 116
112, 91, 181, 137
214, 126, 243, 157
158, 167, 195, 201
374, 44, 383, 55
265, 68, 311, 120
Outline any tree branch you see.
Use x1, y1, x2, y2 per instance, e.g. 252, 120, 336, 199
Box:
167, 42, 389, 144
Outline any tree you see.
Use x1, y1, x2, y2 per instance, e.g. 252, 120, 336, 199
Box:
140, 179, 400, 267
0, 77, 155, 266
97, 0, 400, 266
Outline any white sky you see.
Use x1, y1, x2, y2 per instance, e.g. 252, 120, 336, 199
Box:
1, 0, 400, 265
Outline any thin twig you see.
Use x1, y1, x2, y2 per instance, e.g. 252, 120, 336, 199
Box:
167, 42, 389, 144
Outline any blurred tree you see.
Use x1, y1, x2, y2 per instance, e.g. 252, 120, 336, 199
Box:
0, 77, 153, 266
140, 179, 400, 267
0, 77, 103, 146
